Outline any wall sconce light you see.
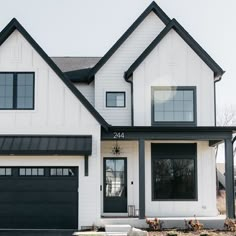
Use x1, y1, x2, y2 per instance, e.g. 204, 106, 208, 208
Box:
112, 141, 121, 156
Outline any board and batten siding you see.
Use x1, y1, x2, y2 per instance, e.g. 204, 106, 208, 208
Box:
95, 12, 166, 126
133, 29, 215, 126
75, 81, 95, 106
0, 29, 101, 229
145, 141, 217, 217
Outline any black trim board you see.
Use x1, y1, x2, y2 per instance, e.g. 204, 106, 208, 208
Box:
0, 18, 109, 130
87, 1, 170, 83
102, 126, 236, 141
124, 19, 224, 79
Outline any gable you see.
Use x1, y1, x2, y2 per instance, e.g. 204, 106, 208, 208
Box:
125, 19, 224, 80
0, 18, 109, 130
87, 1, 170, 82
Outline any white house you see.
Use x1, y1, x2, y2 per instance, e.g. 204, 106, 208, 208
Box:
0, 1, 235, 230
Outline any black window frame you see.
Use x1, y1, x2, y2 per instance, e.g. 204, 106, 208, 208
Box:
151, 143, 198, 201
106, 91, 126, 108
151, 86, 197, 126
0, 72, 35, 110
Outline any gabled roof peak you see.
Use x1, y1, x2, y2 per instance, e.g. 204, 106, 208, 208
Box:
124, 17, 225, 79
87, 1, 171, 83
0, 18, 110, 129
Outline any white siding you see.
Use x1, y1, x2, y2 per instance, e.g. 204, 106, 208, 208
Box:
95, 12, 166, 126
101, 141, 217, 217
75, 81, 95, 106
133, 29, 215, 126
0, 30, 99, 134
145, 141, 217, 217
0, 30, 101, 229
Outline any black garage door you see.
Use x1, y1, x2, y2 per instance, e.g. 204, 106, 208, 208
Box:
0, 167, 78, 229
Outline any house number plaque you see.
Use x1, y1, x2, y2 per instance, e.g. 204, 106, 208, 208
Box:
113, 132, 125, 139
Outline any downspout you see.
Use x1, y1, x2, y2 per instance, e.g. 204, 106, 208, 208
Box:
214, 76, 222, 126
124, 73, 134, 126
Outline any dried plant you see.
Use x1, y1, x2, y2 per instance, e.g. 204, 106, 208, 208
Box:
146, 218, 162, 230
224, 218, 236, 231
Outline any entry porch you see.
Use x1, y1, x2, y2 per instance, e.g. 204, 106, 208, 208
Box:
101, 126, 236, 220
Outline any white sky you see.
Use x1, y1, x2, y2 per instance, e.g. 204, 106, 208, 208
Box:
0, 0, 235, 113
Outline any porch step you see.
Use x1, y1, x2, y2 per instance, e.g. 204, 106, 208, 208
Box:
106, 233, 127, 236
105, 225, 131, 234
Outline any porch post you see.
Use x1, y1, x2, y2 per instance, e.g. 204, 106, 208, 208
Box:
225, 138, 235, 218
139, 138, 145, 219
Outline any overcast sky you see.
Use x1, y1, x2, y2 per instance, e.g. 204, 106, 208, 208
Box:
0, 0, 235, 115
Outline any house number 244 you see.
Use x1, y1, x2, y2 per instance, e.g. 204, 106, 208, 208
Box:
113, 132, 125, 139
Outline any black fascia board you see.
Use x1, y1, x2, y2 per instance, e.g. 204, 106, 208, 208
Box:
0, 18, 110, 130
125, 18, 225, 79
102, 126, 236, 140
87, 1, 171, 83
124, 20, 174, 79
65, 68, 92, 83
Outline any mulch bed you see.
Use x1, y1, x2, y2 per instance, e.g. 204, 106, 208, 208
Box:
148, 230, 235, 236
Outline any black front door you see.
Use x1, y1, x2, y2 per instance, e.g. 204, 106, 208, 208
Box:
104, 158, 127, 213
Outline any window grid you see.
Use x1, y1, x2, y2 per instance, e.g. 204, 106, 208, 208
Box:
152, 87, 196, 125
0, 168, 12, 176
19, 168, 44, 176
0, 72, 34, 110
50, 168, 75, 176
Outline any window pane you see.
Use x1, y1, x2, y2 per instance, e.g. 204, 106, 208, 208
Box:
38, 168, 44, 176
0, 73, 13, 109
63, 168, 69, 176
56, 168, 63, 175
106, 92, 125, 107
32, 168, 38, 175
153, 88, 194, 123
26, 168, 31, 176
17, 73, 34, 109
152, 159, 195, 199
50, 168, 56, 176
0, 168, 5, 175
19, 168, 25, 176
5, 168, 11, 176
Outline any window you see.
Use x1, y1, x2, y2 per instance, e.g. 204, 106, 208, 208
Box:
152, 87, 196, 125
50, 168, 75, 176
106, 92, 125, 107
19, 168, 44, 176
0, 72, 34, 109
0, 168, 12, 176
152, 143, 197, 200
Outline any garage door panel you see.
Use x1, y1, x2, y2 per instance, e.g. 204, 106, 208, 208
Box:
0, 216, 78, 229
0, 192, 77, 203
0, 203, 77, 216
0, 167, 78, 229
0, 179, 78, 192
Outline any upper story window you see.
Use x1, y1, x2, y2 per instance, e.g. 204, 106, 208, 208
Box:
152, 87, 196, 125
0, 72, 34, 110
106, 92, 125, 108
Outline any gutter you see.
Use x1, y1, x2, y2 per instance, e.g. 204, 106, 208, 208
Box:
124, 72, 134, 126
214, 76, 222, 126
